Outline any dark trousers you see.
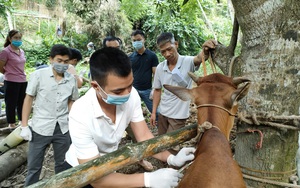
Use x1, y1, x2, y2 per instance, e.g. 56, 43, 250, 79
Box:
4, 80, 27, 123
25, 123, 71, 186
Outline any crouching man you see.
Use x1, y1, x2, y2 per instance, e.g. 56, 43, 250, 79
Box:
64, 47, 195, 188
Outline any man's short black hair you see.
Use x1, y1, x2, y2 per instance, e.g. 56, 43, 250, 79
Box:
50, 44, 71, 58
156, 32, 175, 46
131, 30, 145, 38
102, 36, 123, 48
69, 48, 83, 61
90, 47, 132, 87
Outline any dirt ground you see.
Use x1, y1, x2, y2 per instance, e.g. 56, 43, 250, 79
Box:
0, 105, 237, 188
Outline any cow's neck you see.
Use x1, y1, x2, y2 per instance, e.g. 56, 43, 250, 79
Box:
198, 109, 234, 140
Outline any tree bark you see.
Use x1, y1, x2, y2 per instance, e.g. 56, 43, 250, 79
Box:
229, 0, 300, 187
0, 142, 28, 181
27, 124, 197, 188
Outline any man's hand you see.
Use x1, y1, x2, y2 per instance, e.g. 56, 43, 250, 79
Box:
20, 126, 32, 141
144, 168, 183, 188
202, 39, 218, 59
167, 147, 196, 167
150, 113, 156, 127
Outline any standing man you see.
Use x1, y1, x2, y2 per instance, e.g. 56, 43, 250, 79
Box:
87, 42, 95, 55
104, 35, 154, 171
129, 30, 159, 118
65, 47, 195, 188
67, 48, 87, 88
20, 44, 79, 186
150, 32, 217, 149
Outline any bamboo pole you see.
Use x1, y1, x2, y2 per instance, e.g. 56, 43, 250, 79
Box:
27, 124, 197, 188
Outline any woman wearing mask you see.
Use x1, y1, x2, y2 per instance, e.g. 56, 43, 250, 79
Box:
0, 30, 27, 128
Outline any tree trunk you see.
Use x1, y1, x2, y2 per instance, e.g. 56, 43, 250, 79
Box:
0, 142, 28, 181
228, 0, 300, 187
27, 124, 197, 188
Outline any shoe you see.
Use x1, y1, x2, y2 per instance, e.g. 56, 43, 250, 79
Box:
8, 124, 17, 129
138, 159, 154, 171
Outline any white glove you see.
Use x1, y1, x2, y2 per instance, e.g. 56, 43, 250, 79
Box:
167, 147, 196, 167
20, 126, 32, 141
144, 168, 183, 188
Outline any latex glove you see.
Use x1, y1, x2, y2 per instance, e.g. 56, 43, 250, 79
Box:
144, 168, 183, 188
167, 147, 196, 167
20, 126, 32, 141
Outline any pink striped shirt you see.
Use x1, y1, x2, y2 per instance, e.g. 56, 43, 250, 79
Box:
0, 45, 26, 82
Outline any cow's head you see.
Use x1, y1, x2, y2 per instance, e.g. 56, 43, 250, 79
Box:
164, 73, 250, 139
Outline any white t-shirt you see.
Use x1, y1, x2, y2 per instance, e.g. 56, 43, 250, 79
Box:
65, 87, 144, 166
153, 55, 195, 119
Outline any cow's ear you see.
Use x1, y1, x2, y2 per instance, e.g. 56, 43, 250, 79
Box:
163, 84, 193, 101
231, 82, 251, 105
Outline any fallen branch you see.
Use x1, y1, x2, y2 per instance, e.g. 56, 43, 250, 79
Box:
28, 124, 197, 188
0, 142, 28, 181
0, 127, 13, 135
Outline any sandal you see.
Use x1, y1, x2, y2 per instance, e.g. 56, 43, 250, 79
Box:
8, 124, 17, 129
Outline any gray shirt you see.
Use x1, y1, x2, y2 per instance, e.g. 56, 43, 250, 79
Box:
26, 66, 79, 136
153, 55, 195, 119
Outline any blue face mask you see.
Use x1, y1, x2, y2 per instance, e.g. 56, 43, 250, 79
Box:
52, 62, 69, 74
132, 41, 143, 50
11, 40, 22, 47
98, 84, 131, 105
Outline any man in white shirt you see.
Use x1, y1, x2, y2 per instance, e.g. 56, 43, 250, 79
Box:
65, 47, 195, 188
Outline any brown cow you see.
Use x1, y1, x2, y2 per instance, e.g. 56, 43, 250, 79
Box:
163, 72, 250, 188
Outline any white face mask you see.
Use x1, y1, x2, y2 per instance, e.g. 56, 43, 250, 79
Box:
97, 83, 131, 105
52, 62, 69, 74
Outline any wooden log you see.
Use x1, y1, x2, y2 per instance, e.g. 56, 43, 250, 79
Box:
0, 142, 28, 181
0, 116, 7, 128
27, 124, 197, 188
0, 127, 13, 135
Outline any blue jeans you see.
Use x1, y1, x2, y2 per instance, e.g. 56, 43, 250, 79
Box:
136, 88, 159, 121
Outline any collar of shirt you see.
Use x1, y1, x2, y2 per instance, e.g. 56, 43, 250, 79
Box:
89, 88, 125, 119
8, 45, 21, 55
163, 54, 183, 72
47, 65, 73, 84
133, 48, 149, 56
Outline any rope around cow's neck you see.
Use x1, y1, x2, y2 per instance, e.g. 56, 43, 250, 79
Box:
196, 104, 237, 117
189, 121, 221, 152
177, 121, 220, 176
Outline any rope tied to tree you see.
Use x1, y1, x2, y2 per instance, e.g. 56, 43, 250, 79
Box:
236, 128, 264, 149
240, 165, 297, 180
237, 111, 300, 130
